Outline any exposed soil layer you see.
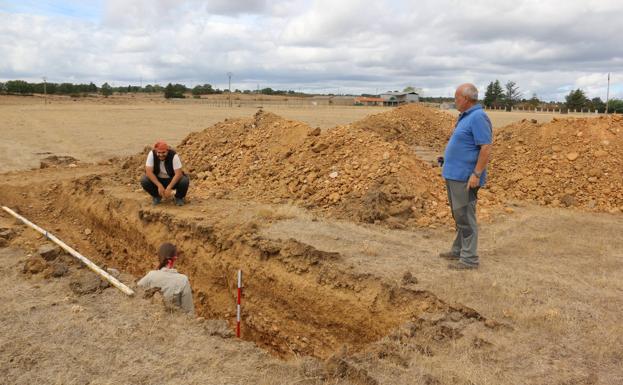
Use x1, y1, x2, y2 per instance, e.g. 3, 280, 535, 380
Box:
0, 167, 494, 360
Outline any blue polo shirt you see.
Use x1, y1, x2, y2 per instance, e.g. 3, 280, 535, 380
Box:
442, 104, 492, 185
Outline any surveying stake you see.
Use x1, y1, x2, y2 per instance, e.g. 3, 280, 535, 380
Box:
236, 270, 242, 338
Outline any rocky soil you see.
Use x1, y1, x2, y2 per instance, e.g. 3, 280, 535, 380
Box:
490, 115, 623, 213
119, 109, 456, 229
352, 104, 455, 150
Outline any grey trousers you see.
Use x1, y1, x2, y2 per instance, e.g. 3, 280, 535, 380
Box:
445, 179, 480, 266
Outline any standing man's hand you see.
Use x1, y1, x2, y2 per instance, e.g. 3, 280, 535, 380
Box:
467, 174, 480, 189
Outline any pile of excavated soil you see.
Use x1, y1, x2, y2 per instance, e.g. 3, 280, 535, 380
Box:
175, 110, 451, 228
489, 115, 623, 212
351, 104, 455, 150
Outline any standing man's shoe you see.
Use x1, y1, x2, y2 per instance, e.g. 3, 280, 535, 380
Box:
447, 261, 479, 270
175, 198, 184, 206
152, 197, 161, 205
439, 251, 460, 260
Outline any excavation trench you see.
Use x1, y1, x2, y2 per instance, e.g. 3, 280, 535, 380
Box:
6, 174, 484, 359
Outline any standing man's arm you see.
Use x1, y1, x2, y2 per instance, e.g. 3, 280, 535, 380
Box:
467, 144, 492, 189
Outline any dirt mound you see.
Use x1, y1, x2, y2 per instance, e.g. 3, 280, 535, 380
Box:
40, 155, 78, 168
489, 115, 623, 212
177, 110, 450, 227
351, 104, 455, 150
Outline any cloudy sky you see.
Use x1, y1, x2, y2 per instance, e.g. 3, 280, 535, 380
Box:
1, 0, 621, 101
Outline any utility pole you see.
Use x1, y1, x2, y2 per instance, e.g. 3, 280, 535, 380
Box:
227, 72, 233, 107
605, 72, 611, 114
43, 76, 47, 104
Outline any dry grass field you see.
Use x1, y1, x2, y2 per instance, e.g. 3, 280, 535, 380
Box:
0, 95, 387, 173
1, 95, 621, 385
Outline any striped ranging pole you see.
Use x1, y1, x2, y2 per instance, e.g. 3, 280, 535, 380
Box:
236, 270, 242, 338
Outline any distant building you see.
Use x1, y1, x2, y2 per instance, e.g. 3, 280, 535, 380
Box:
310, 95, 355, 106
379, 91, 419, 106
354, 96, 384, 106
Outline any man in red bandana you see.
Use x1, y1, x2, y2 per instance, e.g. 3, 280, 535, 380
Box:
137, 242, 194, 314
140, 140, 190, 206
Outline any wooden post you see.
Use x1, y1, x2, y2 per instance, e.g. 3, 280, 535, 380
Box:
2, 206, 135, 296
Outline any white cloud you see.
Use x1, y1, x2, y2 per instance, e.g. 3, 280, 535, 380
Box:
205, 0, 268, 15
1, 0, 622, 100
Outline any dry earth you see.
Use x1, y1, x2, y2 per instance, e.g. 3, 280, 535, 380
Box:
0, 95, 386, 173
1, 96, 622, 385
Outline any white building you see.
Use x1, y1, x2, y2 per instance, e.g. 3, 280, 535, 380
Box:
379, 91, 420, 106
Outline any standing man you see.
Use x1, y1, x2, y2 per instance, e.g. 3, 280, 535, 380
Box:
140, 140, 190, 206
440, 83, 492, 270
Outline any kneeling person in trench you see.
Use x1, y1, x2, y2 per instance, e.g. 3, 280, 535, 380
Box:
138, 242, 195, 314
140, 140, 190, 206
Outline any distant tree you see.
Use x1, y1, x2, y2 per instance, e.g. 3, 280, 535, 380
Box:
403, 86, 416, 93
483, 80, 504, 108
191, 83, 215, 95
46, 82, 58, 94
144, 84, 164, 93
0, 82, 5, 93
6, 80, 33, 94
58, 82, 76, 94
607, 99, 623, 113
101, 82, 113, 97
164, 83, 186, 98
504, 81, 521, 111
527, 93, 540, 110
260, 87, 274, 95
30, 82, 43, 94
88, 82, 98, 93
588, 97, 606, 113
483, 82, 494, 106
164, 83, 175, 98
565, 89, 588, 111
419, 96, 454, 103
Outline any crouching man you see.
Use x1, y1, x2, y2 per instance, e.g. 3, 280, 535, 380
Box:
140, 140, 189, 206
138, 242, 195, 315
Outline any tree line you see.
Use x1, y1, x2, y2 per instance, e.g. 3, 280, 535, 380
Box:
0, 79, 306, 99
483, 79, 622, 113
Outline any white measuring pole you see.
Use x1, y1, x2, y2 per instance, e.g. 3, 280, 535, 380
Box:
2, 206, 135, 296
236, 269, 242, 338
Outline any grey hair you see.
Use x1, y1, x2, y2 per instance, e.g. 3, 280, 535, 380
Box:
461, 84, 479, 101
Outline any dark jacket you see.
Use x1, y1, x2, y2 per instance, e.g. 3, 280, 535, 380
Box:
152, 149, 177, 178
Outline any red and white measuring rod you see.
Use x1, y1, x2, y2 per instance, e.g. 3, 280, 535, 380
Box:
236, 270, 242, 338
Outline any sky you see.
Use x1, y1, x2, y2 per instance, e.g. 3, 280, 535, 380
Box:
0, 0, 622, 101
